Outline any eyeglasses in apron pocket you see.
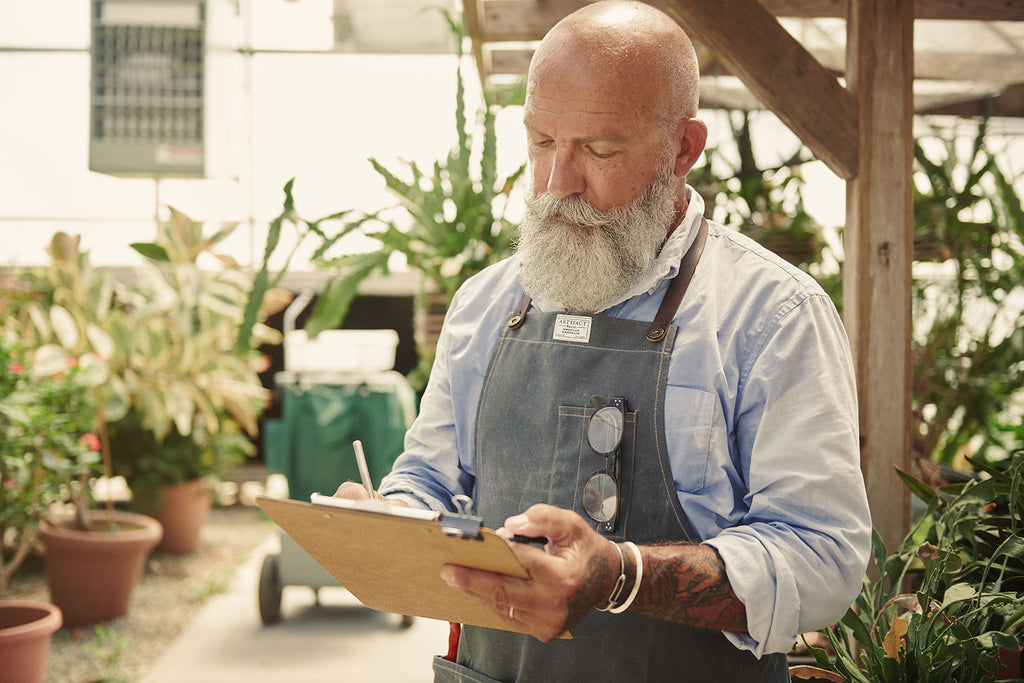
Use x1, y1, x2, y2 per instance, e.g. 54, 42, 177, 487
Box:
552, 403, 636, 538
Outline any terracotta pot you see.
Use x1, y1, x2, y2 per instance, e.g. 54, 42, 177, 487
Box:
38, 510, 162, 627
998, 645, 1023, 679
788, 665, 844, 682
0, 600, 62, 683
150, 478, 212, 554
414, 290, 449, 357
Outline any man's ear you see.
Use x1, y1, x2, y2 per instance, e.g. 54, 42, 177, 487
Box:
673, 118, 708, 178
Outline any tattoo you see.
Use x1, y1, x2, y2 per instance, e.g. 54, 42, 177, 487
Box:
632, 544, 748, 632
567, 547, 616, 628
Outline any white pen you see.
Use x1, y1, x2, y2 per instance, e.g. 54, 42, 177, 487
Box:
352, 440, 374, 499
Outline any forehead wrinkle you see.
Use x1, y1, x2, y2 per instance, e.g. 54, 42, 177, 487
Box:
524, 92, 645, 137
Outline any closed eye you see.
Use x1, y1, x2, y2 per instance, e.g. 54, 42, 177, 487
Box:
586, 146, 619, 159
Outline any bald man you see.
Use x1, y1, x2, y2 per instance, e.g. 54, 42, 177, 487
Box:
336, 2, 870, 680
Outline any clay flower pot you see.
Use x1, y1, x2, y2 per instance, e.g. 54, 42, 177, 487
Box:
0, 600, 62, 683
150, 478, 213, 554
38, 509, 162, 627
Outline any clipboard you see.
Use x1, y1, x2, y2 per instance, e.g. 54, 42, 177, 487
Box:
255, 494, 553, 636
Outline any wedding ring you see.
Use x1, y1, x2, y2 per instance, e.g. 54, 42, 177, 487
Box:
508, 605, 516, 620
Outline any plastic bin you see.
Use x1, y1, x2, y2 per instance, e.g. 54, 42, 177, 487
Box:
258, 371, 416, 625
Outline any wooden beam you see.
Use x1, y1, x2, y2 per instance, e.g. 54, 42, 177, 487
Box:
486, 43, 1024, 85
473, 0, 1024, 44
917, 82, 1024, 117
464, 0, 488, 101
478, 0, 588, 42
843, 0, 915, 557
914, 0, 1024, 21
655, 0, 859, 178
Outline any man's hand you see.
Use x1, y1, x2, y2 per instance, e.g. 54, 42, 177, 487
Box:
438, 504, 750, 640
439, 504, 619, 642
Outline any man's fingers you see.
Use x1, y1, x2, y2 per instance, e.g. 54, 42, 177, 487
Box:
333, 481, 370, 500
441, 565, 521, 609
440, 564, 567, 641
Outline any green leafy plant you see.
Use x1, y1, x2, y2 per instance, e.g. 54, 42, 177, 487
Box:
695, 113, 1023, 475
910, 119, 1024, 470
6, 216, 288, 510
239, 11, 525, 388
693, 112, 827, 265
0, 325, 107, 592
802, 452, 1024, 681
690, 110, 839, 305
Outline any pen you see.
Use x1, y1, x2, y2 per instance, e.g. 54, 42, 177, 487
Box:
352, 440, 374, 499
510, 534, 548, 548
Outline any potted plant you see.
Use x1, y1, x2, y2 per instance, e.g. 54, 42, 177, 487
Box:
0, 325, 105, 592
2, 242, 165, 626
798, 451, 1024, 681
101, 208, 287, 553
0, 600, 63, 683
0, 341, 69, 682
8, 221, 287, 558
239, 11, 525, 390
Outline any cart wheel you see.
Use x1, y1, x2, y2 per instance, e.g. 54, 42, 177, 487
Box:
400, 614, 415, 629
258, 554, 283, 625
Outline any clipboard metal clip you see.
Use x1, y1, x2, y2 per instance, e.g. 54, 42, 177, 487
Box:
440, 512, 483, 539
441, 495, 482, 539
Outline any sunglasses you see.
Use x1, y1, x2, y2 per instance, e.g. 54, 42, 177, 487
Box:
582, 396, 626, 533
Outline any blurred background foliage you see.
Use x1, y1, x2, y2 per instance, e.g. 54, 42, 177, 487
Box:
694, 113, 1023, 476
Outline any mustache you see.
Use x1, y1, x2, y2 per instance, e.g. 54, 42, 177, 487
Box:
524, 192, 617, 228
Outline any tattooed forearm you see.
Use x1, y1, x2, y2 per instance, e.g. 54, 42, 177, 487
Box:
566, 543, 618, 628
631, 544, 748, 632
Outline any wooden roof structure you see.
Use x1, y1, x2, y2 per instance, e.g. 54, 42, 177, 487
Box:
464, 0, 1024, 552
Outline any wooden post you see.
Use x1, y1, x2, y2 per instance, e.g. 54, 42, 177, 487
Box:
844, 0, 915, 556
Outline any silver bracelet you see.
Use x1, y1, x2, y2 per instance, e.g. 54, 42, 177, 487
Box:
607, 541, 643, 614
595, 542, 628, 612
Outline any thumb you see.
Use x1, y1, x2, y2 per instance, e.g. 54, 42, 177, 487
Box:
503, 504, 581, 545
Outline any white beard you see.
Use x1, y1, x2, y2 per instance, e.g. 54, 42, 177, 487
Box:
516, 167, 677, 313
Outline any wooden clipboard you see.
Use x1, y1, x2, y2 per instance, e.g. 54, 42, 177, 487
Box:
255, 495, 539, 635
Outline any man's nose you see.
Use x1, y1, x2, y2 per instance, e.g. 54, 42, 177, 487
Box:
545, 148, 586, 199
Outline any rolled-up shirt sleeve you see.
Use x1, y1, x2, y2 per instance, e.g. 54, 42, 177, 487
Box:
378, 306, 469, 512
378, 265, 521, 513
703, 292, 871, 656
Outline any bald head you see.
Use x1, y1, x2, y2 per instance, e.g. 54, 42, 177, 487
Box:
528, 1, 700, 126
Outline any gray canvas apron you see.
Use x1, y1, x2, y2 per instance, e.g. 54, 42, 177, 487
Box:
433, 220, 789, 682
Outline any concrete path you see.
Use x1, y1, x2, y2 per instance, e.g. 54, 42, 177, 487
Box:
142, 533, 450, 683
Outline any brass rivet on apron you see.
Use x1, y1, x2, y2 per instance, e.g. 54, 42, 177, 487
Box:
508, 315, 522, 328
646, 327, 665, 342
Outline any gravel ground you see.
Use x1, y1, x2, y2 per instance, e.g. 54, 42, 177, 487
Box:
6, 504, 276, 683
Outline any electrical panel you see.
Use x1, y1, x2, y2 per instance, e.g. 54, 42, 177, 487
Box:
89, 0, 238, 178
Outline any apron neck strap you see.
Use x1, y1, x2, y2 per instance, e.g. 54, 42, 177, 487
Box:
646, 217, 708, 343
507, 217, 709, 340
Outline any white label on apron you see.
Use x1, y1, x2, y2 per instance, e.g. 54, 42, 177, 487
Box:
553, 315, 592, 343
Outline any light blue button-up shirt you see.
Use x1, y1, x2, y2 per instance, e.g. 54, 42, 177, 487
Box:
380, 189, 872, 657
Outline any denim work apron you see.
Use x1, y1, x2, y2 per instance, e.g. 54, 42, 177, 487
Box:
432, 220, 788, 682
